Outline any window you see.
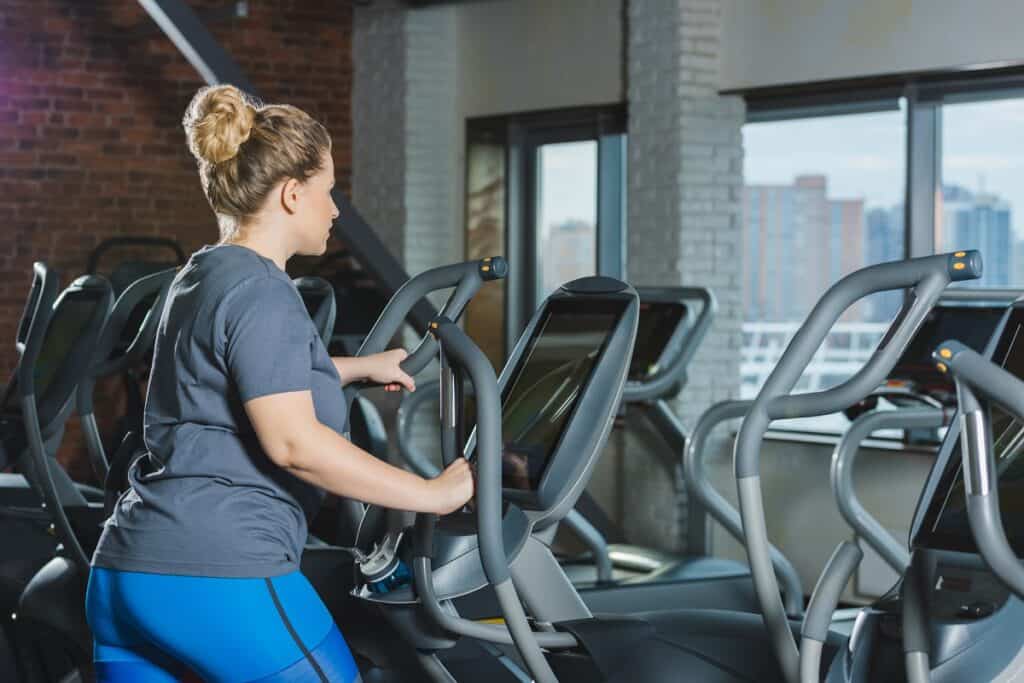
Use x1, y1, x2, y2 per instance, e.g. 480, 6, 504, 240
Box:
939, 96, 1024, 288
465, 106, 627, 368
536, 141, 599, 302
738, 66, 1024, 438
741, 105, 907, 435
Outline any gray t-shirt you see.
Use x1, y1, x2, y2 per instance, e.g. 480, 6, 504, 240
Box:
92, 243, 347, 578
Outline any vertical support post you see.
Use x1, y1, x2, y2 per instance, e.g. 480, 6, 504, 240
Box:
598, 132, 627, 280
906, 88, 940, 258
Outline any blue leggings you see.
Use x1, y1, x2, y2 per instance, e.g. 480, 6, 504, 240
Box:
85, 567, 362, 682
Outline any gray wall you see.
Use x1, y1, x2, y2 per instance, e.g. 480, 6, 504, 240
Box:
705, 436, 935, 603
721, 0, 1024, 90
457, 0, 623, 119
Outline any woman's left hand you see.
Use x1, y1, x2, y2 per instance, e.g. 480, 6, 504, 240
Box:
365, 349, 416, 393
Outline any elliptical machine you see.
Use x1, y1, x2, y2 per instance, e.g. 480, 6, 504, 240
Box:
348, 251, 986, 682
790, 296, 1024, 682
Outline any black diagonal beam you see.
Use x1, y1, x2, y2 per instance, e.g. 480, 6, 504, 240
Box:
138, 0, 436, 334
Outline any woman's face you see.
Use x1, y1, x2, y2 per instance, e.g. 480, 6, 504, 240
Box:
293, 151, 339, 256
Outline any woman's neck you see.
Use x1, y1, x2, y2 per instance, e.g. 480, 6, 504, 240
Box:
223, 226, 292, 271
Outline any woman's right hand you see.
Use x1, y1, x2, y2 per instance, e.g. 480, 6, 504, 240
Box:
428, 458, 475, 515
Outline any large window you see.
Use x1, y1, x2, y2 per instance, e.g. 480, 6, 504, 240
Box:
740, 69, 1024, 437
741, 105, 907, 434
939, 96, 1024, 288
465, 106, 627, 368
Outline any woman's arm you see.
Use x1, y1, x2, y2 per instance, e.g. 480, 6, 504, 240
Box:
244, 389, 470, 515
332, 350, 415, 391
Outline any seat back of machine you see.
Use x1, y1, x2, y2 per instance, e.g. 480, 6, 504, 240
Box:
13, 271, 186, 683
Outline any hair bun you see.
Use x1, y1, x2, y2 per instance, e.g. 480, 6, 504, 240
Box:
183, 85, 256, 164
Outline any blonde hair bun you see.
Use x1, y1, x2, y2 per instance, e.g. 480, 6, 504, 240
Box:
183, 85, 256, 164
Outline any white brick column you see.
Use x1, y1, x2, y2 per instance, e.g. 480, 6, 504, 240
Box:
352, 3, 460, 275
352, 3, 460, 476
623, 0, 745, 553
352, 2, 407, 256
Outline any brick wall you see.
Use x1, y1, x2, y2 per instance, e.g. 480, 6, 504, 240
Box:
352, 2, 460, 279
351, 3, 461, 480
623, 0, 745, 553
0, 0, 354, 480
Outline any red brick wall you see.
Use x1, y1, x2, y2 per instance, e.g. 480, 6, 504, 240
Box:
0, 1, 354, 481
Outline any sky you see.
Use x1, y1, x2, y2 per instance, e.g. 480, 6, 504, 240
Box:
537, 140, 598, 233
744, 96, 1024, 242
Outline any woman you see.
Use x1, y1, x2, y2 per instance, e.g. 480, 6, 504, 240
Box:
86, 85, 474, 682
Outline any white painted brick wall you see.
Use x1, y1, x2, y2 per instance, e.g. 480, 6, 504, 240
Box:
404, 6, 460, 280
619, 0, 745, 553
352, 2, 406, 260
352, 3, 460, 474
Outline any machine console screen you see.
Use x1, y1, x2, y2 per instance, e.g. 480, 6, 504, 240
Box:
916, 306, 1024, 555
890, 305, 1005, 395
35, 292, 105, 398
627, 301, 688, 382
500, 298, 628, 491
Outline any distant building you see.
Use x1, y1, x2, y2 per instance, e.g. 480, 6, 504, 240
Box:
744, 175, 864, 322
937, 184, 1012, 288
541, 219, 594, 298
865, 206, 905, 321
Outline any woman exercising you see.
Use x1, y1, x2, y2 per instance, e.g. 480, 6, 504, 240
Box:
86, 85, 474, 682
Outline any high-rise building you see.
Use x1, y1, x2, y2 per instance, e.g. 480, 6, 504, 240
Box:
937, 184, 1012, 288
864, 206, 905, 322
743, 175, 864, 322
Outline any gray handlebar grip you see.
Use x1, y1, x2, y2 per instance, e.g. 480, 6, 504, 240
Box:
799, 541, 863, 683
400, 335, 438, 376
735, 252, 980, 683
935, 341, 1024, 420
431, 316, 562, 683
357, 257, 505, 363
738, 251, 980, 479
831, 407, 947, 574
936, 350, 1024, 600
901, 558, 931, 656
802, 541, 863, 643
685, 399, 804, 615
431, 318, 507, 585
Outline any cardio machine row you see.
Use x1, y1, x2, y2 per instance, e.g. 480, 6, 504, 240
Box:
6, 249, 1024, 683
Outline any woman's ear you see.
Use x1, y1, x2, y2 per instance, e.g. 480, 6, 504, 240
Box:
279, 177, 301, 215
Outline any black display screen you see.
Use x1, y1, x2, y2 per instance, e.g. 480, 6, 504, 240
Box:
35, 293, 104, 397
915, 306, 1024, 555
627, 301, 688, 382
500, 298, 628, 491
890, 305, 1005, 394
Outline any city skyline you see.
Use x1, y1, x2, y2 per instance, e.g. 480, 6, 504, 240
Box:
742, 175, 1017, 324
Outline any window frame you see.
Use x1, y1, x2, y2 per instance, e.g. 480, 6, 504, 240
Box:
466, 105, 628, 358
734, 65, 1024, 442
737, 64, 1024, 266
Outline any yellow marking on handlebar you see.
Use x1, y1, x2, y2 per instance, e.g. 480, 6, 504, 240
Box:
936, 362, 948, 373
954, 251, 967, 257
482, 265, 490, 272
940, 348, 952, 359
477, 617, 505, 625
953, 262, 966, 270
